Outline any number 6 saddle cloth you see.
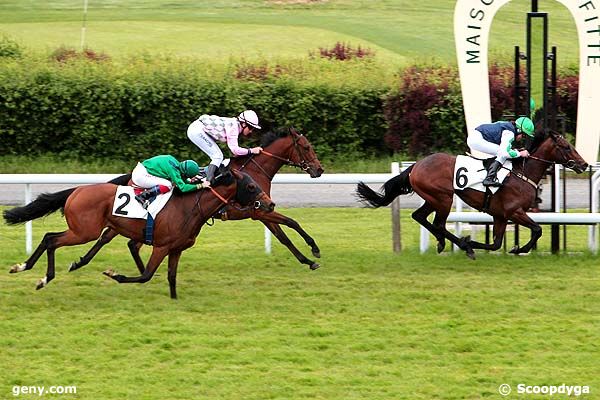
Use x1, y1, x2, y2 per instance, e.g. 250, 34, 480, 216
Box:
111, 186, 173, 220
453, 155, 512, 194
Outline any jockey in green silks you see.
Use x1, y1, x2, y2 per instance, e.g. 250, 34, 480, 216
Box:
132, 155, 206, 207
467, 116, 535, 187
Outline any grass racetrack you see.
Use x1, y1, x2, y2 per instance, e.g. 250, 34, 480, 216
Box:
1, 206, 598, 399
0, 0, 583, 65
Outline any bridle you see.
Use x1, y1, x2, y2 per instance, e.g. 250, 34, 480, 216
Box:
240, 130, 318, 180
208, 172, 266, 212
515, 133, 578, 186
524, 133, 578, 170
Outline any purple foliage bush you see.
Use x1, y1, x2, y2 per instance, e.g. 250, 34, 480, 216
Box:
311, 42, 375, 61
383, 63, 580, 157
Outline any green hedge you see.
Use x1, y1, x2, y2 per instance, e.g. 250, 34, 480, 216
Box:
0, 59, 580, 162
0, 62, 388, 162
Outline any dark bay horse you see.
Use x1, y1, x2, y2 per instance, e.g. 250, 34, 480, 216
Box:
4, 169, 275, 298
356, 131, 588, 258
70, 127, 324, 273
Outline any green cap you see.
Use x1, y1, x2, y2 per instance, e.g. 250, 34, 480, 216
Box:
179, 160, 200, 178
515, 116, 535, 137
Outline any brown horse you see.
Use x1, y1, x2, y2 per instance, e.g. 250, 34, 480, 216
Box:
69, 127, 324, 273
356, 131, 588, 258
4, 169, 275, 298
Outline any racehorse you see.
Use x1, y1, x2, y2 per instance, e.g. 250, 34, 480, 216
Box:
4, 169, 275, 299
69, 127, 324, 274
356, 130, 588, 258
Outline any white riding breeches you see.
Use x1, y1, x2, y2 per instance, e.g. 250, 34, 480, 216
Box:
467, 129, 513, 164
187, 119, 223, 167
131, 163, 173, 189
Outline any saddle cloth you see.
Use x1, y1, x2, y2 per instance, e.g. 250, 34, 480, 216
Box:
453, 155, 512, 194
111, 186, 173, 220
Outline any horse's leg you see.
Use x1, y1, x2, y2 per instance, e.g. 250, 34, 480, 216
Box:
127, 240, 145, 274
9, 232, 63, 274
264, 222, 320, 270
69, 228, 119, 272
412, 203, 475, 259
431, 211, 449, 253
255, 211, 320, 258
507, 210, 542, 254
37, 229, 101, 289
465, 217, 508, 251
103, 246, 168, 284
167, 251, 182, 300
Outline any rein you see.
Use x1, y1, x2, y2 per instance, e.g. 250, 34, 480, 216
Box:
208, 187, 230, 204
239, 133, 316, 180
208, 179, 264, 212
514, 134, 578, 187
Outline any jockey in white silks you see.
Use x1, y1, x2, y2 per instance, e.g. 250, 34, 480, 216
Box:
186, 110, 262, 185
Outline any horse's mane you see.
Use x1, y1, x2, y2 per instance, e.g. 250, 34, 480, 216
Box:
527, 133, 546, 154
260, 127, 291, 148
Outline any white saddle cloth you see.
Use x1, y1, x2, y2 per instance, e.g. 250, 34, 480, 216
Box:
111, 186, 173, 220
453, 155, 512, 194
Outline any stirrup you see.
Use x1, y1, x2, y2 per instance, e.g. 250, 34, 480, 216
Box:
483, 178, 502, 187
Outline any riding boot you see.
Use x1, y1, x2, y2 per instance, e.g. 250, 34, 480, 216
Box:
482, 160, 503, 187
205, 164, 218, 186
135, 185, 162, 208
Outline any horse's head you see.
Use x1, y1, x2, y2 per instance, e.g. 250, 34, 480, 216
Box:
231, 169, 276, 212
531, 131, 588, 173
261, 127, 324, 178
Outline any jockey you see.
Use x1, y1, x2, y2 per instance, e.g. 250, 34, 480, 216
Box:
132, 155, 205, 207
187, 110, 263, 185
467, 116, 535, 187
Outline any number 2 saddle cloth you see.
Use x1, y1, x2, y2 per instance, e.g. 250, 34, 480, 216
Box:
111, 187, 173, 220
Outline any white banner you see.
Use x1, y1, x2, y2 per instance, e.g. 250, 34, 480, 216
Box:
555, 0, 600, 164
454, 0, 512, 139
455, 0, 600, 163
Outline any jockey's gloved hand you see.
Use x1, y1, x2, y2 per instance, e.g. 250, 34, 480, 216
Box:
188, 174, 204, 184
519, 150, 530, 158
196, 180, 211, 189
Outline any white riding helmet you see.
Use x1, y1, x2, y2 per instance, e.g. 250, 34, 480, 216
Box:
237, 110, 261, 130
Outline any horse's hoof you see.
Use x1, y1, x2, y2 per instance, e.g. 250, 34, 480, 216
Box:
437, 241, 446, 253
103, 268, 117, 277
68, 262, 79, 272
9, 263, 26, 274
36, 276, 47, 290
509, 246, 520, 254
466, 251, 476, 260
309, 262, 320, 270
312, 249, 321, 258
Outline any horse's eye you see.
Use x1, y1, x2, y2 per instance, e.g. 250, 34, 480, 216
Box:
248, 183, 256, 192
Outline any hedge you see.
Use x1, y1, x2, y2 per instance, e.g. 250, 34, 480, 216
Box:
0, 59, 580, 162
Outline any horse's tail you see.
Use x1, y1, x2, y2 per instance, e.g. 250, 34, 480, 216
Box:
3, 188, 76, 225
356, 165, 414, 208
108, 173, 131, 186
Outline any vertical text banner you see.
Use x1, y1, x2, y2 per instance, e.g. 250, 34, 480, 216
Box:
455, 0, 600, 164
555, 0, 600, 164
454, 0, 512, 136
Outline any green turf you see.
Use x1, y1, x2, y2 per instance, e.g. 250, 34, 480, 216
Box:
1, 207, 598, 399
0, 0, 583, 65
